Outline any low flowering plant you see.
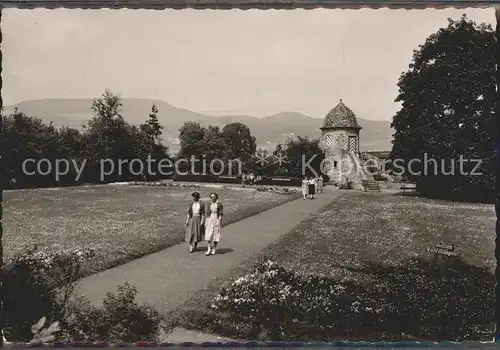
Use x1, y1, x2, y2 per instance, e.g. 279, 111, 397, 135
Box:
2, 247, 95, 342
128, 181, 201, 188
210, 259, 385, 340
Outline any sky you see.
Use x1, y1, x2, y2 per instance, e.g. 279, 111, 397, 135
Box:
2, 7, 495, 121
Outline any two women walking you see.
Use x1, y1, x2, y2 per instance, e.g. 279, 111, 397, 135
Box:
301, 176, 317, 199
302, 176, 324, 199
185, 191, 224, 256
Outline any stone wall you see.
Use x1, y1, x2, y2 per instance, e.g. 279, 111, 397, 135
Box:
321, 128, 361, 185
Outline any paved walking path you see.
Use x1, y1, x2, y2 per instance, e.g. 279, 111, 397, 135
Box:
76, 188, 346, 314
161, 327, 242, 343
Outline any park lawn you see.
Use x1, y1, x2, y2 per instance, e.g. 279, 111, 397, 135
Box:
4, 184, 299, 275
266, 192, 495, 278
171, 192, 495, 341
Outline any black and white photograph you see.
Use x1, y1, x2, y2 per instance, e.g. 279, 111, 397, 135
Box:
0, 6, 497, 343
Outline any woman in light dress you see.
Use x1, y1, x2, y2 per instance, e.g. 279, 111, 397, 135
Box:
185, 192, 205, 253
205, 192, 224, 256
301, 177, 309, 199
315, 176, 323, 194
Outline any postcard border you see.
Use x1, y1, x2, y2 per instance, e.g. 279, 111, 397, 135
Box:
0, 1, 498, 347
0, 1, 499, 9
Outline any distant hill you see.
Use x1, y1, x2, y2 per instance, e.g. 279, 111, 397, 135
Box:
3, 98, 393, 152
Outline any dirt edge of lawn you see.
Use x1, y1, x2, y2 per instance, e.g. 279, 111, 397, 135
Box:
162, 194, 348, 340
80, 192, 302, 278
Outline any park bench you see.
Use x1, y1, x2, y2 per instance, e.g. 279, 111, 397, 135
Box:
426, 243, 460, 268
400, 183, 416, 194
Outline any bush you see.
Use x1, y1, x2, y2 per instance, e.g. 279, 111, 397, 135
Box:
62, 283, 162, 343
2, 247, 94, 341
210, 260, 385, 340
373, 173, 387, 181
3, 247, 162, 343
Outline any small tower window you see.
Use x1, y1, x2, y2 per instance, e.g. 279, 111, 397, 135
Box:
333, 161, 338, 168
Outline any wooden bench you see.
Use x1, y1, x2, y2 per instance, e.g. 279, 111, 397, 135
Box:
400, 183, 417, 194
426, 243, 460, 268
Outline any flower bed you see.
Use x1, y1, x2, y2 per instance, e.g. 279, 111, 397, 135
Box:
198, 259, 493, 342
255, 187, 300, 195
205, 260, 389, 341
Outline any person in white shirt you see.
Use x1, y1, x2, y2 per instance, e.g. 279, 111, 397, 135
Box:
301, 177, 309, 199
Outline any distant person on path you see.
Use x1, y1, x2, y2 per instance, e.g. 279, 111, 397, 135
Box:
316, 176, 323, 194
185, 191, 205, 253
308, 177, 316, 199
205, 192, 224, 256
316, 176, 323, 193
301, 177, 309, 200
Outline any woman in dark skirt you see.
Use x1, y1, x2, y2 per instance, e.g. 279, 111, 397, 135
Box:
185, 191, 205, 253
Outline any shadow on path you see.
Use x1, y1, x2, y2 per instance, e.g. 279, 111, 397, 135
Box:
192, 248, 234, 255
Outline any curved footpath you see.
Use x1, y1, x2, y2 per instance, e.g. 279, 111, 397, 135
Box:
76, 187, 346, 315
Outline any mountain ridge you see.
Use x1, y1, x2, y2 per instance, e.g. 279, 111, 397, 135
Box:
3, 98, 394, 152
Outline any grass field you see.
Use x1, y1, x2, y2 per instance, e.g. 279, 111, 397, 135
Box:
267, 192, 495, 277
4, 184, 299, 275
172, 192, 495, 341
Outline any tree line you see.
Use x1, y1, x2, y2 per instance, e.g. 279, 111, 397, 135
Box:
1, 90, 325, 189
177, 122, 324, 179
2, 90, 170, 188
4, 15, 490, 199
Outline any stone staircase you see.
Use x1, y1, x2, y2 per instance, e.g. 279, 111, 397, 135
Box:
356, 156, 381, 192
361, 178, 381, 192
342, 152, 381, 192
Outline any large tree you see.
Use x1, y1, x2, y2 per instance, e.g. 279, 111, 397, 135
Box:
203, 126, 227, 174
391, 15, 495, 200
140, 103, 164, 143
178, 122, 207, 159
83, 90, 152, 182
178, 122, 256, 176
138, 104, 169, 180
177, 122, 208, 174
2, 109, 63, 187
281, 136, 324, 178
220, 122, 257, 164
